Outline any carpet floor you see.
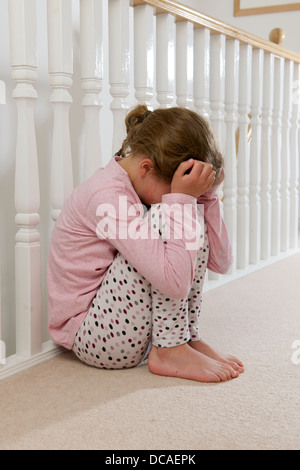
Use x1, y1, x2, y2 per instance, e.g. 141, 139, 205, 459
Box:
0, 253, 299, 450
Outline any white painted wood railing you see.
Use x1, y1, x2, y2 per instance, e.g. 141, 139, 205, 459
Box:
1, 0, 300, 378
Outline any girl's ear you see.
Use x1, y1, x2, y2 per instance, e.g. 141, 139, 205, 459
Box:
138, 158, 155, 178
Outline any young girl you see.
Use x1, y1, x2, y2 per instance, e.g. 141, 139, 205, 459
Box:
47, 105, 244, 383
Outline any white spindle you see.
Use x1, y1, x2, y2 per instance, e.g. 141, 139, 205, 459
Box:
109, 0, 130, 154
209, 33, 226, 280
237, 44, 252, 269
134, 4, 154, 106
290, 62, 300, 249
281, 60, 294, 252
47, 0, 73, 221
194, 27, 210, 120
249, 49, 263, 264
261, 52, 274, 260
80, 0, 103, 180
224, 39, 240, 273
176, 20, 194, 109
156, 13, 175, 108
271, 57, 284, 256
8, 0, 42, 357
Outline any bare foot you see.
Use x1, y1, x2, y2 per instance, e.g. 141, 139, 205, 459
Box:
188, 339, 244, 374
148, 343, 239, 383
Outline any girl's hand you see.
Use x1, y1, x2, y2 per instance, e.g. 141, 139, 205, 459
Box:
171, 159, 216, 198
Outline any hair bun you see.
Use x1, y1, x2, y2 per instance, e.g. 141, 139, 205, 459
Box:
125, 104, 151, 133
143, 110, 152, 119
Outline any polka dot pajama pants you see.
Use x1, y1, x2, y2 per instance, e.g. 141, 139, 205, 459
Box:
72, 227, 209, 370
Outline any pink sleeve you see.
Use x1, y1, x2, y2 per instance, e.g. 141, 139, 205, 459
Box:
197, 186, 233, 274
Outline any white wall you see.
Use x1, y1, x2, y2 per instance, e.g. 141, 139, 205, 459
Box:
0, 0, 299, 356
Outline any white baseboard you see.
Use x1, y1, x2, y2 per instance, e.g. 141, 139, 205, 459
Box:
204, 246, 300, 292
0, 340, 65, 381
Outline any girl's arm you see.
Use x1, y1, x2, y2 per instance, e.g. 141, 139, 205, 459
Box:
197, 186, 233, 274
87, 186, 199, 300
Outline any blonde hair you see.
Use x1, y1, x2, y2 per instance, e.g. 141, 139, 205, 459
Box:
118, 105, 222, 184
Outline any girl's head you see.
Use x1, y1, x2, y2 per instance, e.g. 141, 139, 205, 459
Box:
118, 105, 222, 184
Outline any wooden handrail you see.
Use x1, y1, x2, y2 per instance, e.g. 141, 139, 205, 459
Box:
131, 0, 300, 63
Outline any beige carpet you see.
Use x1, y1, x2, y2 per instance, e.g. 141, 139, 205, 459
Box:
0, 253, 299, 450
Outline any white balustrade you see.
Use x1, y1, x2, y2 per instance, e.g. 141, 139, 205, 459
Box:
290, 63, 300, 249
134, 4, 154, 107
261, 52, 274, 260
249, 49, 263, 264
80, 0, 103, 180
8, 0, 42, 357
176, 20, 194, 109
156, 13, 175, 108
271, 57, 284, 256
193, 27, 211, 120
224, 39, 240, 273
109, 0, 130, 154
47, 0, 73, 221
281, 60, 294, 252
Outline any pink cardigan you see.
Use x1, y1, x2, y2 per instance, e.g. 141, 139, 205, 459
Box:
47, 157, 232, 349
